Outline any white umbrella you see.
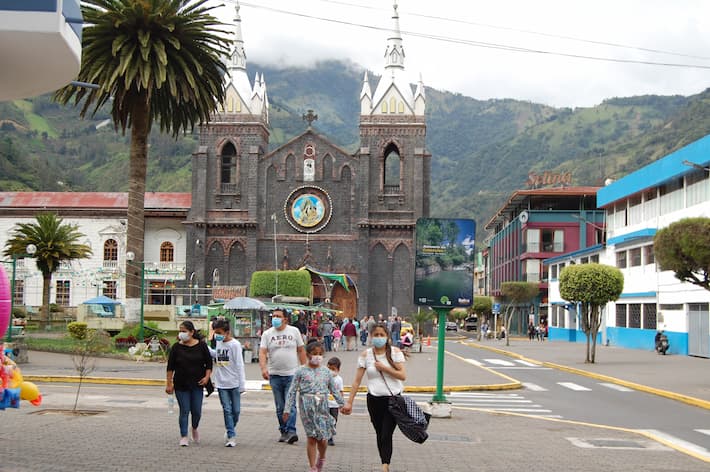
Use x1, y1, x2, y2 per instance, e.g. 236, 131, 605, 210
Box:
223, 296, 268, 311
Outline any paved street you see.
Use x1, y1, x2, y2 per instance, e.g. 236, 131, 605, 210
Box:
2, 337, 709, 471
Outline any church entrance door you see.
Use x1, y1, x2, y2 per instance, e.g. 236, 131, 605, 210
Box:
331, 283, 357, 321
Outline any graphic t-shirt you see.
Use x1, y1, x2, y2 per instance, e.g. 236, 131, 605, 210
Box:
209, 338, 246, 390
259, 325, 304, 376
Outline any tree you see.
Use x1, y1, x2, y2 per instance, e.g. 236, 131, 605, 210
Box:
559, 264, 623, 363
470, 295, 492, 340
654, 217, 710, 290
411, 308, 435, 352
500, 282, 539, 346
3, 214, 92, 325
54, 0, 229, 316
72, 329, 112, 412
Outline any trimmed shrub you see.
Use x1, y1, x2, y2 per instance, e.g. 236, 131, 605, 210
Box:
67, 322, 88, 340
249, 270, 312, 298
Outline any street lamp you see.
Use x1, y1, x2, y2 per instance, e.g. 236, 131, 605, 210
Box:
571, 214, 606, 243
5, 244, 37, 343
125, 251, 145, 342
271, 213, 279, 297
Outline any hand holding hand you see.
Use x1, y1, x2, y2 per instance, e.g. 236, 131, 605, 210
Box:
341, 403, 352, 415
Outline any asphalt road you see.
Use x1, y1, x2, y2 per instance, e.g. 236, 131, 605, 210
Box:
446, 335, 710, 462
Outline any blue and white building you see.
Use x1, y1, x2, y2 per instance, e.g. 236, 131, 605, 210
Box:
546, 135, 710, 357
0, 0, 83, 101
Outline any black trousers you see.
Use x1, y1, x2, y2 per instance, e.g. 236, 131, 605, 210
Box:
367, 393, 397, 465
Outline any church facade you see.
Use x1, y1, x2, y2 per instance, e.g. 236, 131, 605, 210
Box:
185, 3, 430, 319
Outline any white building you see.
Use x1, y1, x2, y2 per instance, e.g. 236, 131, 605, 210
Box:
546, 135, 710, 357
0, 192, 190, 318
0, 0, 83, 101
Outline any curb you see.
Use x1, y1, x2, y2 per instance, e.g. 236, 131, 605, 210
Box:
464, 341, 710, 411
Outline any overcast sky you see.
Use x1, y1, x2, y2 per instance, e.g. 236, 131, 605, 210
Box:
210, 0, 710, 108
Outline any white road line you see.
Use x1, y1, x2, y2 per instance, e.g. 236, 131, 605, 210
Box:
522, 382, 548, 392
514, 359, 540, 367
599, 382, 633, 392
557, 382, 592, 391
464, 358, 483, 366
489, 366, 552, 370
484, 359, 515, 367
696, 430, 710, 437
490, 408, 552, 413
638, 429, 710, 461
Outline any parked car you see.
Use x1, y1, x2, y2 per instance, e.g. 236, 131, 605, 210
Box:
400, 321, 414, 336
464, 315, 478, 332
445, 321, 458, 332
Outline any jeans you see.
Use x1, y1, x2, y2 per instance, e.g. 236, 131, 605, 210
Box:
174, 387, 204, 437
323, 335, 333, 352
269, 375, 297, 434
218, 387, 241, 439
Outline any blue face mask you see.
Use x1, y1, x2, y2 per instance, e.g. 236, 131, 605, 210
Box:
214, 334, 225, 342
272, 317, 283, 329
372, 337, 387, 348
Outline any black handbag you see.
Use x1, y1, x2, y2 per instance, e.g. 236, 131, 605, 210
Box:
205, 379, 215, 397
379, 370, 431, 444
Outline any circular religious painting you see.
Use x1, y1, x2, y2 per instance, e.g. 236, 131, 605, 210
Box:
284, 186, 333, 233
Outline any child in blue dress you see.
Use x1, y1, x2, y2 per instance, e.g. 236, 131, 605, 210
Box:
284, 340, 344, 472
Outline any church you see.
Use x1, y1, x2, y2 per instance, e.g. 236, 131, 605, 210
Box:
185, 3, 430, 319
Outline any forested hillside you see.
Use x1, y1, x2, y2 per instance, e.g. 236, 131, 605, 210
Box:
0, 59, 707, 235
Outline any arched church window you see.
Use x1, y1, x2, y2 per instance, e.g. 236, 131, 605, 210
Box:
381, 101, 388, 113
160, 241, 174, 263
220, 142, 237, 193
103, 239, 118, 261
398, 102, 405, 113
389, 97, 396, 114
382, 143, 401, 194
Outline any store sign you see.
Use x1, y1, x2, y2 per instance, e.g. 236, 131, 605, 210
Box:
414, 218, 476, 308
212, 286, 247, 300
526, 171, 572, 188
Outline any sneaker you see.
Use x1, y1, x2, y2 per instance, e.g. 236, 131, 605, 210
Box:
327, 438, 335, 446
179, 437, 189, 447
278, 432, 289, 442
286, 433, 299, 444
225, 437, 237, 447
191, 428, 200, 444
316, 458, 325, 472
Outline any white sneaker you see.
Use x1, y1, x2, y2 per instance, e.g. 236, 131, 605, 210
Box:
225, 437, 236, 447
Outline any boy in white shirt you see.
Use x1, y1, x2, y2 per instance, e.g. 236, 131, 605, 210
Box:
326, 357, 344, 446
209, 318, 246, 447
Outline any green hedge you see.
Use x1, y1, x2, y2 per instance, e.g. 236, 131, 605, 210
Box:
250, 270, 312, 298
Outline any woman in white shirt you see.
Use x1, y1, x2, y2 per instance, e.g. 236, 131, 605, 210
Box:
342, 323, 406, 472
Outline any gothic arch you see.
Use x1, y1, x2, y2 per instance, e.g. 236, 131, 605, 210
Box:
227, 240, 246, 286
285, 153, 296, 181
322, 153, 334, 180
368, 243, 389, 316
206, 241, 225, 290
392, 243, 411, 314
218, 140, 239, 192
339, 163, 354, 181
380, 140, 404, 193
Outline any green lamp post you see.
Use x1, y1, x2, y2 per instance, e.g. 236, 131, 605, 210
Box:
4, 244, 37, 343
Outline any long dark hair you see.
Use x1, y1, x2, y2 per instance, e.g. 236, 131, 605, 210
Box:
180, 320, 204, 341
372, 322, 404, 369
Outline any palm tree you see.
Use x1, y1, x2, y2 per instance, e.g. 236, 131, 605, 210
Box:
3, 214, 92, 325
54, 0, 229, 313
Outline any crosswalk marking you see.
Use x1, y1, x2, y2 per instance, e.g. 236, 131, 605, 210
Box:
514, 359, 540, 367
696, 430, 710, 437
638, 429, 710, 461
484, 359, 515, 366
464, 358, 483, 366
599, 382, 633, 392
557, 382, 591, 391
522, 382, 548, 392
406, 392, 554, 417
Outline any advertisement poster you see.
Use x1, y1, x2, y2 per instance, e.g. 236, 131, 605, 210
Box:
414, 218, 476, 308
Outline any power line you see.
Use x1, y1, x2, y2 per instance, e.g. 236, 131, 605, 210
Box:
315, 0, 710, 62
237, 1, 710, 70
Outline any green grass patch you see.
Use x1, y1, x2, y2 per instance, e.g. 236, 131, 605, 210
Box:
25, 336, 82, 352
13, 100, 58, 137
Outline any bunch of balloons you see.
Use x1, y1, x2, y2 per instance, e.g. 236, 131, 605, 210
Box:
0, 264, 42, 410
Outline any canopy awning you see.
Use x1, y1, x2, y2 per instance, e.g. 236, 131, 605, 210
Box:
82, 295, 120, 305
299, 266, 356, 293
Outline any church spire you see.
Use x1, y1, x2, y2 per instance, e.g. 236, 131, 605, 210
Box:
228, 2, 246, 73
384, 1, 405, 70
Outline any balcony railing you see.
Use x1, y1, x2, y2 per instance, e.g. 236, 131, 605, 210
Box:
220, 183, 238, 194
383, 185, 401, 195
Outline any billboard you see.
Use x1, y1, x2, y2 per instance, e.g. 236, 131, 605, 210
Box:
414, 218, 476, 308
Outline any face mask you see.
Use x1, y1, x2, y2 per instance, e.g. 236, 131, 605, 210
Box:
272, 318, 283, 329
329, 369, 338, 377
214, 334, 225, 342
372, 337, 387, 348
309, 355, 323, 366
178, 332, 191, 342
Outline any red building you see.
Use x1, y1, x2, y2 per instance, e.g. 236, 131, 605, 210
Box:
484, 187, 604, 334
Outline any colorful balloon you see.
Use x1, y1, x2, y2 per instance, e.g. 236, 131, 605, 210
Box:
19, 381, 41, 404
0, 265, 10, 339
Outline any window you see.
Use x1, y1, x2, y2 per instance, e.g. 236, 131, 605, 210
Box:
642, 303, 657, 330
629, 303, 641, 328
220, 142, 237, 193
613, 203, 627, 228
644, 189, 658, 219
628, 194, 643, 225
382, 143, 401, 193
13, 279, 23, 306
541, 229, 564, 252
551, 264, 558, 279
590, 254, 599, 263
56, 280, 70, 306
526, 229, 540, 252
616, 304, 627, 327
103, 239, 118, 261
659, 304, 683, 311
686, 169, 708, 207
525, 259, 540, 282
102, 280, 117, 299
644, 245, 655, 265
659, 177, 683, 214
580, 257, 589, 264
160, 242, 174, 263
629, 247, 642, 267
616, 251, 627, 269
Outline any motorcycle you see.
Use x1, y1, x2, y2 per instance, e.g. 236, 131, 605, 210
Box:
655, 332, 669, 355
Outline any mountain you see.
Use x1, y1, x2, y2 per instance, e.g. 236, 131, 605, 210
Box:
0, 59, 707, 235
